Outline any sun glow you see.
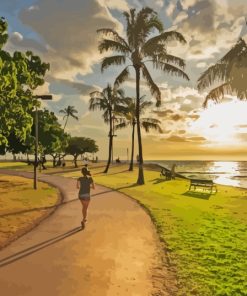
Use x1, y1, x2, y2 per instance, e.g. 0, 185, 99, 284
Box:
190, 100, 247, 146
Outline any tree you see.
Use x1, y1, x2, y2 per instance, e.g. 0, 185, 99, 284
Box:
65, 137, 98, 168
97, 7, 189, 184
59, 105, 79, 131
198, 38, 247, 106
116, 96, 162, 171
89, 84, 125, 173
33, 109, 69, 167
0, 17, 50, 146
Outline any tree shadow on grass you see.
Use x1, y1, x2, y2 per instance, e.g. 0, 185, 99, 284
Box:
183, 190, 211, 200
151, 178, 170, 184
0, 226, 82, 268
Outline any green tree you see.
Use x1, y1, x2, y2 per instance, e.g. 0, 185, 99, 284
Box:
33, 109, 69, 167
89, 84, 125, 173
115, 96, 162, 171
59, 105, 79, 131
0, 17, 50, 146
65, 137, 98, 168
198, 38, 247, 106
97, 7, 189, 184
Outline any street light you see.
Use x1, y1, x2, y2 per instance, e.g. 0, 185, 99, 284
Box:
33, 95, 52, 190
111, 114, 118, 164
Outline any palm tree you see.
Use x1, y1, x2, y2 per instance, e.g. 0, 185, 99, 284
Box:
97, 7, 189, 184
89, 84, 125, 173
198, 38, 247, 106
59, 105, 79, 131
115, 96, 162, 171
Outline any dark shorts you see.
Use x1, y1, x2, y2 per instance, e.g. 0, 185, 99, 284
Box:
78, 193, 90, 200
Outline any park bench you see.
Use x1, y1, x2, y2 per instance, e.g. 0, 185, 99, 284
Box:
189, 179, 217, 193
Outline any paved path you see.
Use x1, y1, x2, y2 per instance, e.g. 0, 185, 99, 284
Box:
0, 170, 172, 296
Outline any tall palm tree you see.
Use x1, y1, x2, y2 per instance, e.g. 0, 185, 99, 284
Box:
89, 84, 125, 173
97, 7, 189, 184
116, 96, 162, 171
59, 105, 79, 131
198, 38, 247, 106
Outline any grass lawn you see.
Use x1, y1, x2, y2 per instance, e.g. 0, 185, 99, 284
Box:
61, 164, 247, 296
0, 174, 59, 249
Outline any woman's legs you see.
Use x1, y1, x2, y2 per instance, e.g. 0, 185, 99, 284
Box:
80, 199, 90, 222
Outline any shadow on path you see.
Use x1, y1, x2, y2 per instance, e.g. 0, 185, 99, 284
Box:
0, 227, 82, 268
0, 190, 115, 218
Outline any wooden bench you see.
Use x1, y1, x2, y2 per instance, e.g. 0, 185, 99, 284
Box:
189, 179, 217, 193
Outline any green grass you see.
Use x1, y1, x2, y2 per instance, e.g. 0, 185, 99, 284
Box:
62, 165, 247, 296
0, 174, 59, 248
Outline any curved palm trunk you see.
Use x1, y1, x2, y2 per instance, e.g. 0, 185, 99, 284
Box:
63, 116, 69, 131
135, 66, 144, 185
129, 122, 135, 171
104, 111, 113, 173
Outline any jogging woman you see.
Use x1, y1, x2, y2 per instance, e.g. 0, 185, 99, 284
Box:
77, 167, 95, 227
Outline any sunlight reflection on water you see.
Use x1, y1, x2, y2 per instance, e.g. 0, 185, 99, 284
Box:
155, 160, 247, 189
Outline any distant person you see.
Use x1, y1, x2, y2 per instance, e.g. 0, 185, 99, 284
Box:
95, 156, 98, 163
116, 157, 121, 163
61, 158, 66, 168
77, 167, 95, 228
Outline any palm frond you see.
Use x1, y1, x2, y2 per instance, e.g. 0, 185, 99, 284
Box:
102, 109, 110, 124
197, 63, 228, 91
145, 15, 164, 33
140, 100, 153, 112
221, 38, 247, 64
101, 55, 126, 72
203, 82, 232, 107
141, 64, 161, 106
70, 114, 79, 120
141, 118, 163, 133
114, 66, 130, 87
97, 28, 130, 50
98, 39, 130, 54
143, 31, 186, 55
153, 61, 190, 81
59, 109, 67, 115
115, 121, 129, 130
159, 54, 185, 69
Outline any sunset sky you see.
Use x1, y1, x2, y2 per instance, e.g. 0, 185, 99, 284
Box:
2, 0, 247, 160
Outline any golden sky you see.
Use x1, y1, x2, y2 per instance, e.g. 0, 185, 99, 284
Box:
3, 0, 247, 160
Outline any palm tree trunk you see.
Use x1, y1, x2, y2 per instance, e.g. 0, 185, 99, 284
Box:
135, 66, 144, 185
63, 116, 69, 131
74, 154, 78, 168
104, 111, 113, 173
129, 122, 135, 171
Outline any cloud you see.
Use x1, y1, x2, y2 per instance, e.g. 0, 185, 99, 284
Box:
187, 136, 206, 142
19, 0, 123, 79
166, 135, 187, 142
98, 0, 130, 11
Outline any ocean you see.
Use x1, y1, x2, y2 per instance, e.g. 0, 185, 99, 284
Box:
150, 160, 247, 189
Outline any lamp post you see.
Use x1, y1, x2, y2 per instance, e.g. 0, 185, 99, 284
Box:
33, 95, 52, 190
111, 114, 117, 164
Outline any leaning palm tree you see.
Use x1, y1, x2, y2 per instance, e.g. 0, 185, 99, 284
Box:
97, 7, 189, 184
116, 96, 162, 171
198, 38, 247, 106
89, 84, 125, 173
59, 105, 79, 131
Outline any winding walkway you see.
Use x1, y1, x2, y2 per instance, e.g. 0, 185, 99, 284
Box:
0, 170, 173, 296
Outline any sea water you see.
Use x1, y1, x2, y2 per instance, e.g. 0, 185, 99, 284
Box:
149, 160, 247, 189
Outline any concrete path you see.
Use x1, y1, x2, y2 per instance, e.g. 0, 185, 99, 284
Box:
0, 170, 172, 296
